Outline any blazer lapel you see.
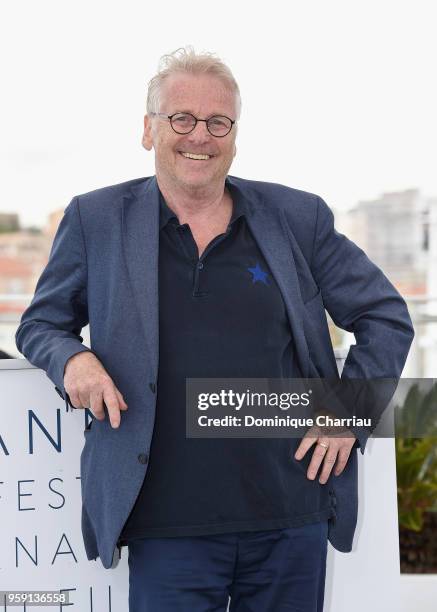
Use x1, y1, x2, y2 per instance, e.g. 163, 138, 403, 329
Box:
121, 176, 160, 378
227, 177, 311, 378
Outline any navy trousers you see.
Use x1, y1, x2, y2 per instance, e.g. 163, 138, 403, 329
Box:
128, 521, 328, 612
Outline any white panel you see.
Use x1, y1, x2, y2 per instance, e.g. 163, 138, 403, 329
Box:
1, 360, 403, 611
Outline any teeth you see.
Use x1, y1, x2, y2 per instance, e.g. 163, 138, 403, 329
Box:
181, 152, 211, 160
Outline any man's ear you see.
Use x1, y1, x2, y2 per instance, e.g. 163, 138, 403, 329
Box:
142, 114, 153, 150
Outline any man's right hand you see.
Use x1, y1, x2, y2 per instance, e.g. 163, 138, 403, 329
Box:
63, 352, 128, 428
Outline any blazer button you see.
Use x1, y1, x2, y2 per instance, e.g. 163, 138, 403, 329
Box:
138, 453, 149, 465
149, 382, 156, 393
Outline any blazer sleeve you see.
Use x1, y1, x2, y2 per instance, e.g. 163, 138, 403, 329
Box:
310, 196, 415, 453
15, 196, 94, 409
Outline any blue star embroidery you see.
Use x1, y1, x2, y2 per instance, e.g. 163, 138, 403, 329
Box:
248, 262, 269, 285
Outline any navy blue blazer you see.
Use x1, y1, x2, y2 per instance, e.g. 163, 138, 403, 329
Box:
15, 175, 414, 568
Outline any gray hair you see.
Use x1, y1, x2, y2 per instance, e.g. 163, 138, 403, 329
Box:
146, 46, 241, 119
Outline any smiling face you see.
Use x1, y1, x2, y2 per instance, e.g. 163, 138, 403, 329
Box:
142, 72, 238, 194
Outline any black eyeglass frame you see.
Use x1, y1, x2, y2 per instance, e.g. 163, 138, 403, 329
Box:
150, 112, 236, 137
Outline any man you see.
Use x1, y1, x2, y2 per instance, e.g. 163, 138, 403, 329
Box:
15, 47, 414, 611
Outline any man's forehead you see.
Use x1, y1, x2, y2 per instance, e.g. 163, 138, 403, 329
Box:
160, 73, 235, 113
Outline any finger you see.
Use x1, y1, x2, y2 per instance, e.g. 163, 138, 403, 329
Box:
78, 390, 91, 409
306, 441, 330, 480
89, 389, 105, 420
318, 448, 339, 484
114, 387, 128, 410
334, 445, 353, 476
67, 392, 82, 409
294, 430, 319, 460
103, 385, 122, 428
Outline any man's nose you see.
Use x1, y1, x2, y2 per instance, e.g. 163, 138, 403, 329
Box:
187, 120, 211, 142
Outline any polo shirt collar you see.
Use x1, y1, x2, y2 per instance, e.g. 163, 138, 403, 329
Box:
159, 192, 178, 229
158, 176, 247, 230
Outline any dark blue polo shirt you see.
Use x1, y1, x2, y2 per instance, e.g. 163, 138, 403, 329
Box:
119, 179, 334, 542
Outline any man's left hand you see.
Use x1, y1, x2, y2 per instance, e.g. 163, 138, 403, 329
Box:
294, 426, 356, 484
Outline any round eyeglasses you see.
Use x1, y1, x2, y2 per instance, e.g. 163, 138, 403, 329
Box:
150, 112, 235, 137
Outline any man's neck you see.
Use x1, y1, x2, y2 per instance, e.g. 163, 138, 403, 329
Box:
156, 174, 231, 225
